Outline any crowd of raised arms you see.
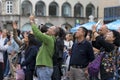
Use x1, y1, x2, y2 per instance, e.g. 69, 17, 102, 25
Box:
0, 15, 120, 80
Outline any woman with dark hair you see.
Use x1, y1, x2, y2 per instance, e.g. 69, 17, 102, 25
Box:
92, 25, 120, 80
12, 22, 39, 80
20, 34, 38, 80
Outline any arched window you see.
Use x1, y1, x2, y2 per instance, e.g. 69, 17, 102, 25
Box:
21, 1, 32, 16
86, 3, 95, 17
74, 3, 83, 17
62, 2, 71, 17
35, 1, 45, 16
49, 2, 59, 16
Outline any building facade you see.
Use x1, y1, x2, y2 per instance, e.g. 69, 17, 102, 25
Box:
0, 0, 119, 31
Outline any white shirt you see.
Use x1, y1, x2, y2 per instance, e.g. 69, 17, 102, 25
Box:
64, 40, 73, 50
0, 35, 9, 62
65, 55, 70, 71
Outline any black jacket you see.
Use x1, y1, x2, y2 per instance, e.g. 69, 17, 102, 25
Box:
21, 45, 38, 71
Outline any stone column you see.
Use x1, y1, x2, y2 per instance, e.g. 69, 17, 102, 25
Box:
46, 4, 49, 16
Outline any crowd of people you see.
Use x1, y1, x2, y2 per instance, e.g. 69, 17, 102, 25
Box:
0, 16, 120, 80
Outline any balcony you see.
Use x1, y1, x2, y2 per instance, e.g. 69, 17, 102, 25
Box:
0, 15, 20, 22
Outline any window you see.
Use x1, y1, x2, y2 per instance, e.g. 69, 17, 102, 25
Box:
22, 1, 32, 16
35, 1, 45, 16
104, 6, 120, 21
49, 2, 58, 16
74, 3, 83, 17
62, 2, 71, 17
6, 1, 13, 14
86, 4, 95, 17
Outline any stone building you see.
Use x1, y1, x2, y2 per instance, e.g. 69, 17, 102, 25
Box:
0, 0, 119, 31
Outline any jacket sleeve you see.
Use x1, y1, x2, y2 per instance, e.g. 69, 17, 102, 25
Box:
31, 24, 53, 45
92, 36, 114, 52
13, 29, 23, 47
21, 47, 38, 67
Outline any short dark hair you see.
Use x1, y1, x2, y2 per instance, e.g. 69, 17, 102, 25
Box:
57, 27, 66, 39
17, 29, 21, 37
80, 27, 88, 38
40, 25, 49, 33
28, 34, 38, 46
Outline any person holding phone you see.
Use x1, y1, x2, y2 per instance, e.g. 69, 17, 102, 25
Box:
92, 24, 120, 80
30, 15, 57, 80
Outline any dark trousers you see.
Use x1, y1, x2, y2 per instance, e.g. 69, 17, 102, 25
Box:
0, 62, 4, 80
3, 51, 10, 77
52, 65, 62, 80
89, 76, 100, 80
25, 70, 33, 80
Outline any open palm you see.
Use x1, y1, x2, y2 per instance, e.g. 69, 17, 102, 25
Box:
12, 22, 17, 29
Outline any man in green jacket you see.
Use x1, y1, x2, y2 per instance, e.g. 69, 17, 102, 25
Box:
30, 16, 59, 80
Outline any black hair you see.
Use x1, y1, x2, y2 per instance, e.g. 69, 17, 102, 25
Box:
57, 27, 66, 39
87, 30, 92, 39
80, 27, 88, 38
28, 34, 38, 46
17, 29, 21, 37
73, 32, 77, 42
7, 33, 11, 41
111, 30, 120, 47
40, 25, 49, 33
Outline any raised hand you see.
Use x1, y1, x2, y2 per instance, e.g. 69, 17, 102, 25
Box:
29, 15, 35, 24
92, 25, 97, 32
12, 21, 17, 29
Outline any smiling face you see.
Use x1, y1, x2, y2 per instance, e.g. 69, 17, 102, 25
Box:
105, 31, 115, 43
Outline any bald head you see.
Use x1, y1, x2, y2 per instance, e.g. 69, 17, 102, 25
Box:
99, 25, 109, 36
100, 25, 108, 29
